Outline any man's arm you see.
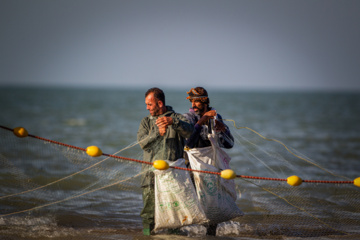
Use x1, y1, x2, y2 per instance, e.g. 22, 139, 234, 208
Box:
170, 113, 194, 139
182, 112, 199, 148
215, 114, 234, 149
185, 123, 202, 148
137, 118, 160, 150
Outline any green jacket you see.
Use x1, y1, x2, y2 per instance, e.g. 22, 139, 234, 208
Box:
137, 106, 194, 164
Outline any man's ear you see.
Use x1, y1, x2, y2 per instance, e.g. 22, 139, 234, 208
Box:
158, 100, 164, 108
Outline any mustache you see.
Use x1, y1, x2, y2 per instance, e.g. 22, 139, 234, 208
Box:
193, 107, 203, 113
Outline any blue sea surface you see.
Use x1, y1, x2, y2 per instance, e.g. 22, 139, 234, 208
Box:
0, 87, 359, 239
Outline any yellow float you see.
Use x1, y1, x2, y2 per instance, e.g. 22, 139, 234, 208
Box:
221, 169, 236, 179
153, 160, 169, 170
86, 146, 103, 157
354, 177, 360, 187
287, 175, 302, 186
13, 127, 28, 138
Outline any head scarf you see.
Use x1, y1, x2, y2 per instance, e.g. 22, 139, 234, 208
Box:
186, 88, 208, 103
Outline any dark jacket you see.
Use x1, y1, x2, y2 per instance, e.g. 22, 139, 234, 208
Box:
184, 108, 234, 149
137, 106, 194, 186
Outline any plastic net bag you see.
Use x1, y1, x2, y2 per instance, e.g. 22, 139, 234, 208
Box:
186, 126, 243, 224
153, 158, 208, 231
187, 146, 243, 224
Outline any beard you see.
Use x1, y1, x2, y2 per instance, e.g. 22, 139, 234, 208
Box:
193, 105, 206, 115
150, 104, 162, 116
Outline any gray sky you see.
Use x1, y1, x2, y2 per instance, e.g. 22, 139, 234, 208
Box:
1, 0, 360, 91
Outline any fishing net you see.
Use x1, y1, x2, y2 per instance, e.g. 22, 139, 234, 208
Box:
0, 124, 359, 239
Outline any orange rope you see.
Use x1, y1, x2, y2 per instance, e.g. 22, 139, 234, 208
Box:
0, 125, 354, 185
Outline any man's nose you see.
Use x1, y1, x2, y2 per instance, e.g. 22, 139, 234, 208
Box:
192, 102, 196, 107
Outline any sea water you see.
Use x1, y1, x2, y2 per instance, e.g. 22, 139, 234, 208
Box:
0, 87, 359, 239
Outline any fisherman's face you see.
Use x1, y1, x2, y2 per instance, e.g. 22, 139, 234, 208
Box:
191, 100, 207, 116
145, 93, 162, 116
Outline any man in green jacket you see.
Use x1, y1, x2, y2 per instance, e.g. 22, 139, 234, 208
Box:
137, 87, 194, 235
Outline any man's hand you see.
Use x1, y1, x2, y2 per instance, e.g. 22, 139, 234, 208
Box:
156, 117, 173, 136
158, 126, 167, 136
197, 110, 217, 125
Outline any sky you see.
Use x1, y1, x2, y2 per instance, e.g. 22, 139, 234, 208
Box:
1, 0, 360, 91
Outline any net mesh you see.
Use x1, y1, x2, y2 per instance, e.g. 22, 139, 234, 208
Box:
0, 125, 359, 239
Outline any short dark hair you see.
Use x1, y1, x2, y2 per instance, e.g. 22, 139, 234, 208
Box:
145, 87, 165, 105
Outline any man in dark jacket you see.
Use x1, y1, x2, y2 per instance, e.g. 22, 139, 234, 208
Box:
184, 87, 234, 150
137, 87, 193, 235
183, 86, 234, 236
